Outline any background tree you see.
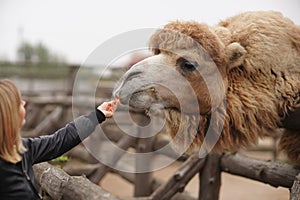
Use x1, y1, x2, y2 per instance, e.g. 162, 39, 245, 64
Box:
35, 42, 50, 63
17, 41, 34, 62
17, 40, 66, 64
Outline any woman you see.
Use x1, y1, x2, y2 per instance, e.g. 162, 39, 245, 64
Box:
0, 79, 119, 199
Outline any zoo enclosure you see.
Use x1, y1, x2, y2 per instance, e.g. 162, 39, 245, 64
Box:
2, 64, 300, 200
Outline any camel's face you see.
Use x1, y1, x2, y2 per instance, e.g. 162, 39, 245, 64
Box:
113, 47, 227, 116
113, 27, 227, 154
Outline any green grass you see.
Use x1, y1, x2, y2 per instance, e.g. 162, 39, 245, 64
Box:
52, 155, 69, 162
50, 155, 69, 169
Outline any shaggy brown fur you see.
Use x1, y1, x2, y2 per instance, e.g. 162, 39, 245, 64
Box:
114, 11, 300, 164
161, 11, 300, 162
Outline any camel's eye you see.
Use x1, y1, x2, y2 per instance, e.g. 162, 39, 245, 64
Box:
178, 58, 197, 72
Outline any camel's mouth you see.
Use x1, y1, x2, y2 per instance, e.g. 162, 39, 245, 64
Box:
115, 86, 181, 117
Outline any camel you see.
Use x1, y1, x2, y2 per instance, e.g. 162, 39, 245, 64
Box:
113, 11, 300, 164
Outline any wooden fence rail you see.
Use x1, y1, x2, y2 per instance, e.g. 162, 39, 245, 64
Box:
33, 152, 300, 200
33, 162, 122, 200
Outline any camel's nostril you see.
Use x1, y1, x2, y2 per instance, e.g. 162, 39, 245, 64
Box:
125, 71, 143, 82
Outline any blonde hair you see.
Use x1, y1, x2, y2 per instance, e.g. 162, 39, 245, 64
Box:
0, 79, 26, 163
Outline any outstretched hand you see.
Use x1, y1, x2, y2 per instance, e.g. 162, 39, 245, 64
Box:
97, 98, 119, 118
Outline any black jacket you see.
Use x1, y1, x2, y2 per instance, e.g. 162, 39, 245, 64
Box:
0, 110, 105, 200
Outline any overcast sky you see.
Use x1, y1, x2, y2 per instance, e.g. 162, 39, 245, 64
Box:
1, 0, 299, 65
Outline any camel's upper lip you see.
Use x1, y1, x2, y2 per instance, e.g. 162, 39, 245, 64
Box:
114, 85, 155, 104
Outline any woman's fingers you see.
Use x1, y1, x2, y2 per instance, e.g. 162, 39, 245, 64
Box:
97, 98, 119, 118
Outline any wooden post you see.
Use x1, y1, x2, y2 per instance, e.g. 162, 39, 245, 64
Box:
134, 137, 154, 197
199, 154, 221, 200
66, 65, 79, 96
134, 113, 154, 197
290, 173, 300, 200
22, 103, 44, 131
30, 106, 64, 137
272, 134, 279, 161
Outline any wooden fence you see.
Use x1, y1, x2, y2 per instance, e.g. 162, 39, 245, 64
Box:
5, 64, 299, 199
21, 94, 300, 200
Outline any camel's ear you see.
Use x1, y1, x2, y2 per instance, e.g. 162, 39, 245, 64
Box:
225, 42, 246, 72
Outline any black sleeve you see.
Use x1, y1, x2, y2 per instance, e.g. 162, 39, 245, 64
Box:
25, 110, 106, 164
282, 107, 300, 131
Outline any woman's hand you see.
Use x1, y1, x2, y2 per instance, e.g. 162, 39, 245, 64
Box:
97, 98, 119, 118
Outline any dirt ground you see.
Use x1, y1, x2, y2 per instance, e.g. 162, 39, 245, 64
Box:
100, 139, 290, 200
101, 162, 288, 200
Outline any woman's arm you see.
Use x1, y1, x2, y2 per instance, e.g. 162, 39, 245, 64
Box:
25, 110, 104, 164
24, 99, 119, 164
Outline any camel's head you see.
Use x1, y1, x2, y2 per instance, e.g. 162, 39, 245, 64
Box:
113, 21, 246, 153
